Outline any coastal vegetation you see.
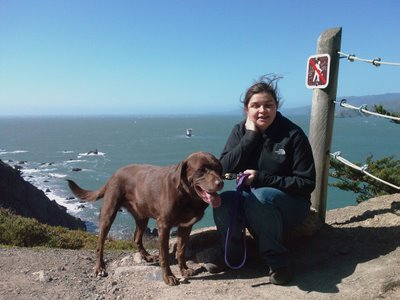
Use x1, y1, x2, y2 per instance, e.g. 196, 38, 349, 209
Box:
373, 104, 400, 124
330, 155, 400, 203
0, 208, 156, 250
330, 105, 400, 203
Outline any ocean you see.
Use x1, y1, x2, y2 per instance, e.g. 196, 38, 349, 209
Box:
0, 114, 398, 238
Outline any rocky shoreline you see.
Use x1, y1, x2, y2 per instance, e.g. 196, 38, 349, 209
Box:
0, 160, 85, 230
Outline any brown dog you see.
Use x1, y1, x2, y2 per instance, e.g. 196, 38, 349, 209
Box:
67, 151, 223, 285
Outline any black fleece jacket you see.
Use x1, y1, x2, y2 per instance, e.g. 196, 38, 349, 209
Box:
220, 112, 316, 199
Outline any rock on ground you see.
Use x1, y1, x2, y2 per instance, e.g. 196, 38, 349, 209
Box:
0, 193, 399, 300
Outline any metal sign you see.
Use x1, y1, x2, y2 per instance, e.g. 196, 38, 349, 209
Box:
305, 54, 331, 89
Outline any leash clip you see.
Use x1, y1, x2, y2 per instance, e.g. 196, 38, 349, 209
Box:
224, 173, 238, 180
224, 172, 250, 183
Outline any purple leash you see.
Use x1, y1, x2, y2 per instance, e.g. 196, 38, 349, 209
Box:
224, 173, 248, 269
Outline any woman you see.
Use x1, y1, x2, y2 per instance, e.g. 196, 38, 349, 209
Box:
209, 75, 316, 285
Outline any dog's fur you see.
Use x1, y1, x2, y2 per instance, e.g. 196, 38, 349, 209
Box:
67, 151, 223, 285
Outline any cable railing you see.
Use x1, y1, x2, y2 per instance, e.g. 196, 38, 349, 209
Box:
330, 151, 400, 191
331, 48, 400, 192
338, 51, 400, 67
333, 99, 400, 122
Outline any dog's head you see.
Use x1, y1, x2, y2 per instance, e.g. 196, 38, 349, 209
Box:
177, 151, 224, 208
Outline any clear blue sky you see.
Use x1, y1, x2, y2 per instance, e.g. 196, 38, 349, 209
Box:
1, 0, 399, 115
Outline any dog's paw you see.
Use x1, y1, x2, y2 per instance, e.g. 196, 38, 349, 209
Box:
163, 274, 180, 286
93, 269, 108, 278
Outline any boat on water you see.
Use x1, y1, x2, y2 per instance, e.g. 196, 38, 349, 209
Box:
186, 128, 193, 137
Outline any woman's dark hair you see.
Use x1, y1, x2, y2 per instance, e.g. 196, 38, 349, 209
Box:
241, 74, 283, 109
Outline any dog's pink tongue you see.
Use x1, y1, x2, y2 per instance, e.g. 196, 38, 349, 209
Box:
202, 191, 221, 208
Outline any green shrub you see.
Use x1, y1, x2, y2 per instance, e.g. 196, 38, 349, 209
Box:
0, 209, 49, 246
0, 208, 135, 250
330, 155, 400, 203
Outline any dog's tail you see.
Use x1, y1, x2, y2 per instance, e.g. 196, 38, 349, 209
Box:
67, 179, 106, 202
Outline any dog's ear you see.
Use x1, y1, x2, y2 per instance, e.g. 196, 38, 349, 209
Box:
175, 160, 188, 189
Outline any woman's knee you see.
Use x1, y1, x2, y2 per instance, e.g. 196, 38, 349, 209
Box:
249, 187, 284, 206
249, 188, 310, 230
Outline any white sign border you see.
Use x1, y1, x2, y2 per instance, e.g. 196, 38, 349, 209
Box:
305, 54, 331, 89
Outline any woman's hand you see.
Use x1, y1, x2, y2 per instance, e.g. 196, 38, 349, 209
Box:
242, 169, 256, 186
245, 116, 257, 132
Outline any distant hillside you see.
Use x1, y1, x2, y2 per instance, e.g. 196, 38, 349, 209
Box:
282, 93, 400, 117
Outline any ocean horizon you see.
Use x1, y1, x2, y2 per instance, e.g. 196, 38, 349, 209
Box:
1, 114, 398, 238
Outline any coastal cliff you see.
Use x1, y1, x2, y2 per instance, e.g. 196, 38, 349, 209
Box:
0, 160, 86, 230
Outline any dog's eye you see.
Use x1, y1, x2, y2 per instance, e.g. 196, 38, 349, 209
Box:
196, 166, 210, 175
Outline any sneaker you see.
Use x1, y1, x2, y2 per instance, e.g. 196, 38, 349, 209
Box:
204, 257, 227, 274
269, 266, 293, 285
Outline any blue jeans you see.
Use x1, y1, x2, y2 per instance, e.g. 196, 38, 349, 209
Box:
213, 187, 310, 271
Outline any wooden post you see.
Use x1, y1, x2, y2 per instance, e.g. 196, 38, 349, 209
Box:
308, 27, 342, 222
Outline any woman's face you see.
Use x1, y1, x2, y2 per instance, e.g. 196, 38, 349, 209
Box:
245, 92, 277, 131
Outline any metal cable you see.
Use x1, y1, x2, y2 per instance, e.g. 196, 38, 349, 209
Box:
338, 51, 400, 66
330, 151, 400, 190
333, 99, 400, 122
